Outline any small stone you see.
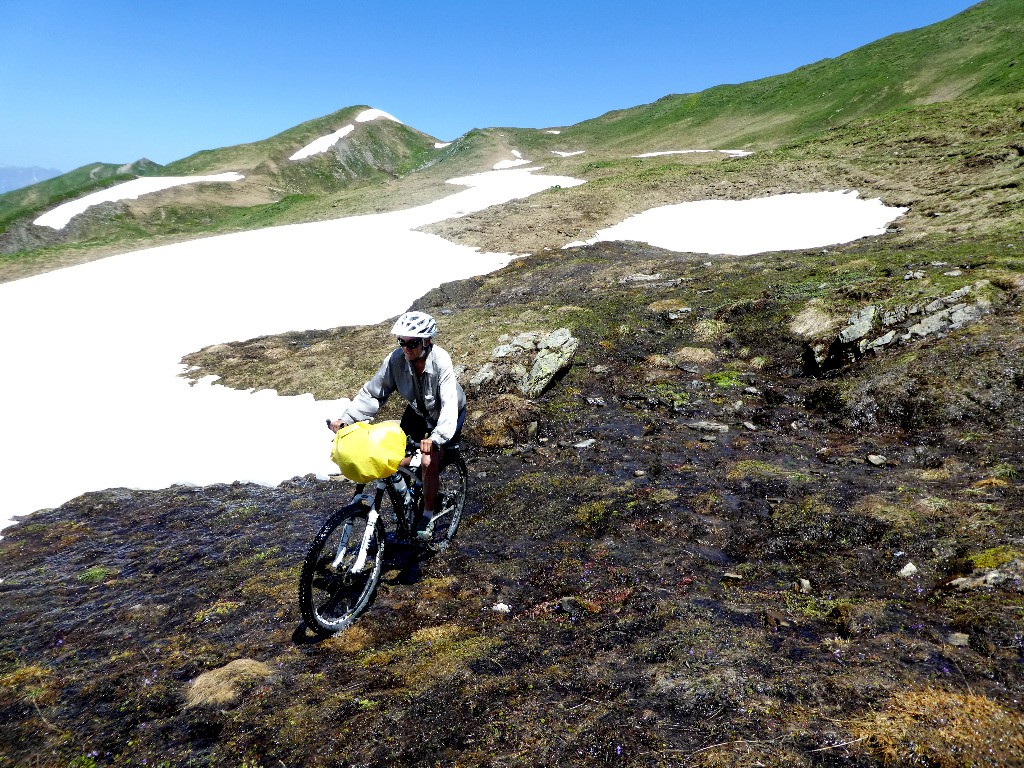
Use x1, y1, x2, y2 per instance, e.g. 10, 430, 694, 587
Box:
867, 454, 888, 466
946, 632, 970, 647
723, 572, 743, 582
492, 602, 512, 614
633, 469, 647, 477
686, 420, 730, 433
620, 272, 664, 283
743, 421, 757, 431
573, 439, 596, 449
899, 562, 919, 578
792, 578, 812, 594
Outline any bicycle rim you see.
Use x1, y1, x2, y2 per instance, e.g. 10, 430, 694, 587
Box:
299, 504, 383, 634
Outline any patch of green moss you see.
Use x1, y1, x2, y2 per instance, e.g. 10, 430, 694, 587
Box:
650, 382, 690, 408
573, 500, 615, 535
726, 460, 811, 483
78, 565, 116, 584
704, 370, 744, 388
969, 545, 1020, 570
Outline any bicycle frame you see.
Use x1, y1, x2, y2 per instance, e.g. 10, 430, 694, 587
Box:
334, 466, 423, 574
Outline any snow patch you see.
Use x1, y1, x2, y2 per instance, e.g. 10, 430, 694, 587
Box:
572, 191, 906, 256
633, 149, 753, 158
33, 173, 245, 230
355, 108, 402, 124
493, 150, 532, 170
553, 150, 586, 157
0, 166, 586, 531
289, 124, 356, 161
435, 142, 452, 149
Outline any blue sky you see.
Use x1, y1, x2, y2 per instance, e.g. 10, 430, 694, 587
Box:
2, 0, 977, 172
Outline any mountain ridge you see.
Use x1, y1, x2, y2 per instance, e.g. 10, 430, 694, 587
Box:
2, 0, 1020, 280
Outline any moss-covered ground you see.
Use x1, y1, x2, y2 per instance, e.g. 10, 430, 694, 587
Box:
4, 226, 1023, 766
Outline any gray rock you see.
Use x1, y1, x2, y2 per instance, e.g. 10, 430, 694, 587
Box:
899, 562, 919, 578
882, 307, 909, 326
838, 306, 877, 344
948, 304, 982, 330
522, 329, 578, 398
620, 273, 664, 283
686, 420, 730, 433
469, 362, 496, 389
907, 312, 949, 338
866, 330, 897, 351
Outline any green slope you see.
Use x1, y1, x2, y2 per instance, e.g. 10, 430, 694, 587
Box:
564, 0, 1023, 151
161, 105, 439, 179
0, 159, 160, 235
2, 0, 1020, 276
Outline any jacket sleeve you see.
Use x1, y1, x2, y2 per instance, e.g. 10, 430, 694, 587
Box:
339, 354, 395, 425
429, 357, 462, 445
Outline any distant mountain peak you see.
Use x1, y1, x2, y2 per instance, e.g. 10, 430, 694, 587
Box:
0, 165, 63, 194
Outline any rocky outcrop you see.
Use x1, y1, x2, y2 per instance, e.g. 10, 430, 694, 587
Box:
803, 280, 996, 374
465, 328, 579, 399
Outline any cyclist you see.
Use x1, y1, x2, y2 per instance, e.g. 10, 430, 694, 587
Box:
329, 311, 466, 540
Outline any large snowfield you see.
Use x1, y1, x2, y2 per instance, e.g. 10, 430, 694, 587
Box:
0, 141, 907, 532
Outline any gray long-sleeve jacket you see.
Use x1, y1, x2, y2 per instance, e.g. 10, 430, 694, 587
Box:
339, 345, 466, 445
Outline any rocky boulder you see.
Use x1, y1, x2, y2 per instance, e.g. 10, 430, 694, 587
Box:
802, 280, 998, 374
465, 328, 579, 399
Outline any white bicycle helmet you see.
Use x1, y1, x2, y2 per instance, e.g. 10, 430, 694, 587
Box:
391, 311, 437, 338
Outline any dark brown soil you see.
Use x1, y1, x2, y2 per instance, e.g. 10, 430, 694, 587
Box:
3, 238, 1023, 768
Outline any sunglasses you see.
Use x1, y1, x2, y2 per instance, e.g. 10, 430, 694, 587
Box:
397, 338, 423, 349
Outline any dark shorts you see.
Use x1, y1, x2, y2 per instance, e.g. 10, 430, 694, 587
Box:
400, 405, 466, 449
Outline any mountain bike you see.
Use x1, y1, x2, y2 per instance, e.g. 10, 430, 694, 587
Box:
298, 440, 468, 635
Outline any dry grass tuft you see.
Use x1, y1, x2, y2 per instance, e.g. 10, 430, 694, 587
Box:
185, 658, 274, 709
852, 688, 1024, 767
323, 625, 376, 654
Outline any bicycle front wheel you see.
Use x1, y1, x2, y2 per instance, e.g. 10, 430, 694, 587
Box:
298, 502, 384, 634
424, 453, 468, 552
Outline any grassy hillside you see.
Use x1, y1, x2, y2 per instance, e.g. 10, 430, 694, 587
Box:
0, 159, 160, 235
564, 0, 1022, 151
0, 109, 447, 277
0, 0, 1020, 288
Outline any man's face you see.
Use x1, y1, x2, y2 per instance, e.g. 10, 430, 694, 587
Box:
398, 336, 424, 361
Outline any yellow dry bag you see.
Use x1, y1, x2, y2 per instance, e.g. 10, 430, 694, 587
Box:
330, 421, 407, 482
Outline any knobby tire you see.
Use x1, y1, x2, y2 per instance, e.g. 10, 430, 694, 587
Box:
298, 502, 384, 635
424, 453, 468, 552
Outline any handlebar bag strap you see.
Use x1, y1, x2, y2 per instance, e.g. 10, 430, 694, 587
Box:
331, 420, 407, 482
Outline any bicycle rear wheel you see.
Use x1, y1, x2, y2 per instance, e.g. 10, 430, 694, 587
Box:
299, 502, 384, 634
423, 453, 468, 552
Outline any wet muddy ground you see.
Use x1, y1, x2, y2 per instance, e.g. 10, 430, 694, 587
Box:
3, 239, 1023, 767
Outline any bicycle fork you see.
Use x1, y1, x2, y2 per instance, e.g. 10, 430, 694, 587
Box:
332, 488, 379, 574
